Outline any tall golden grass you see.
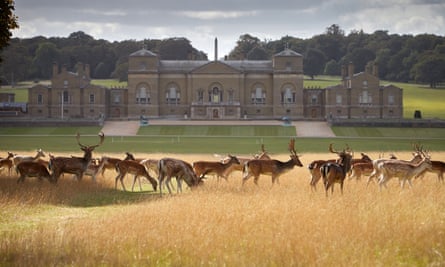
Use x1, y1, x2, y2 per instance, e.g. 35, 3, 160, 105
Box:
1, 152, 445, 266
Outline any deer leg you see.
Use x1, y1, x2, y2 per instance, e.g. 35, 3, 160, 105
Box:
340, 181, 344, 195
241, 173, 252, 186
131, 175, 138, 192
176, 178, 182, 193
253, 175, 260, 185
165, 176, 173, 194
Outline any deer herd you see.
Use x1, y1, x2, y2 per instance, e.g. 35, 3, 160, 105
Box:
0, 132, 444, 196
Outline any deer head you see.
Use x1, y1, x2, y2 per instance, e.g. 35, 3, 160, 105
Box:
76, 132, 105, 152
288, 138, 303, 166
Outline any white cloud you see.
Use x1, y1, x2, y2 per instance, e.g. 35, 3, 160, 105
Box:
178, 10, 259, 20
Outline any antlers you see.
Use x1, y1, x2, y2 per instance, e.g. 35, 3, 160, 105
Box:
76, 132, 105, 149
289, 138, 297, 156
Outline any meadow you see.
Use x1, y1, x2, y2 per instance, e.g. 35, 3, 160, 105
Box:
1, 151, 445, 266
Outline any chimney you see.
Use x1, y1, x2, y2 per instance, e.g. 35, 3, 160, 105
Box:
85, 64, 90, 79
373, 63, 379, 77
341, 65, 346, 80
52, 62, 58, 78
214, 37, 218, 61
348, 62, 354, 79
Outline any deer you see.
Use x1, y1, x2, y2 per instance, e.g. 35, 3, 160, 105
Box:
16, 161, 54, 184
158, 157, 203, 196
0, 152, 15, 176
193, 154, 240, 182
320, 144, 353, 196
367, 147, 423, 187
415, 160, 445, 182
83, 156, 109, 182
101, 152, 135, 176
49, 132, 104, 183
377, 150, 432, 189
12, 149, 46, 168
114, 160, 158, 192
242, 139, 303, 186
308, 158, 337, 191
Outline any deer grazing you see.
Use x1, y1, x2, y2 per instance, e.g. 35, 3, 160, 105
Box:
320, 144, 353, 196
242, 139, 303, 186
158, 157, 203, 195
0, 152, 15, 176
16, 161, 53, 183
378, 150, 432, 189
114, 160, 158, 192
101, 152, 136, 176
49, 132, 104, 183
193, 154, 240, 182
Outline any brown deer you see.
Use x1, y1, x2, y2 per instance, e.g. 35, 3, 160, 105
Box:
221, 144, 272, 175
16, 161, 53, 183
378, 150, 432, 189
101, 152, 135, 176
13, 149, 46, 168
0, 152, 15, 176
193, 154, 240, 182
308, 159, 337, 191
158, 157, 203, 195
114, 160, 157, 192
49, 132, 104, 183
320, 144, 353, 196
83, 156, 110, 182
242, 139, 303, 186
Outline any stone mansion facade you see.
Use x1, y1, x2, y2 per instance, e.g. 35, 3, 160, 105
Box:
27, 46, 403, 121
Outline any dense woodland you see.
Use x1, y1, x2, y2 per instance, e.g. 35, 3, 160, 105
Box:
1, 24, 444, 87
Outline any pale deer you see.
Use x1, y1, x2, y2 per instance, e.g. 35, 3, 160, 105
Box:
49, 132, 104, 183
140, 158, 159, 177
16, 161, 53, 183
242, 139, 303, 186
83, 156, 109, 182
349, 162, 374, 180
158, 157, 203, 195
193, 154, 240, 182
378, 151, 432, 189
320, 144, 353, 196
114, 160, 157, 192
0, 152, 15, 176
13, 149, 46, 168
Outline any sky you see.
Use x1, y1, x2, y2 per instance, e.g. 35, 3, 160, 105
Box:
12, 0, 445, 60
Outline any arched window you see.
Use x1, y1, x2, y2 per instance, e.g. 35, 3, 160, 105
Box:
281, 86, 296, 104
251, 86, 265, 105
212, 86, 222, 103
136, 86, 150, 104
166, 85, 180, 105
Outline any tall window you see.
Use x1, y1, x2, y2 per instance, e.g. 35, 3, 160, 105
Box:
336, 94, 342, 105
112, 93, 121, 104
62, 91, 69, 104
211, 87, 222, 103
197, 89, 204, 103
89, 93, 95, 104
37, 94, 43, 105
388, 95, 395, 105
166, 86, 180, 105
228, 89, 234, 104
137, 87, 150, 104
251, 87, 265, 105
359, 91, 372, 104
281, 87, 296, 104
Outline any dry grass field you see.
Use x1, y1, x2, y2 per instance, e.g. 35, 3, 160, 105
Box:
1, 151, 445, 266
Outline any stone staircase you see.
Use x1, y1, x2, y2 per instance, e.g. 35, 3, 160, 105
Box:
101, 121, 140, 136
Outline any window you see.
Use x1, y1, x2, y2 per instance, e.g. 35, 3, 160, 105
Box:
281, 87, 296, 104
211, 87, 222, 103
311, 95, 318, 105
336, 94, 342, 105
62, 91, 69, 104
136, 87, 150, 104
89, 94, 95, 104
63, 80, 68, 88
362, 80, 368, 88
139, 61, 147, 70
388, 95, 395, 105
228, 89, 234, 104
359, 91, 372, 104
166, 86, 180, 105
251, 87, 265, 105
113, 93, 121, 104
197, 89, 204, 103
37, 94, 43, 105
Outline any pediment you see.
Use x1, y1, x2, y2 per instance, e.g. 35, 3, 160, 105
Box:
191, 61, 240, 74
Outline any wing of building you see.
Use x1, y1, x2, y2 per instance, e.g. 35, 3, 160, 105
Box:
27, 47, 403, 121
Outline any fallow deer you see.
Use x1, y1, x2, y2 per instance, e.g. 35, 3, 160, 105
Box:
114, 160, 157, 192
221, 144, 272, 176
101, 152, 135, 176
320, 144, 353, 196
0, 152, 15, 176
83, 156, 109, 182
49, 132, 104, 183
13, 149, 46, 168
193, 154, 240, 182
242, 139, 303, 186
158, 157, 203, 195
378, 150, 432, 189
308, 159, 336, 191
16, 161, 53, 184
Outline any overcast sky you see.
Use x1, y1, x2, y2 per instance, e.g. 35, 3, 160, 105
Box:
12, 0, 445, 59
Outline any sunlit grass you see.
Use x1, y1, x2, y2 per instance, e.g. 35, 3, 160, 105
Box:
1, 152, 445, 266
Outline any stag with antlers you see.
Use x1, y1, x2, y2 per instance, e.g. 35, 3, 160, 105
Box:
49, 132, 104, 183
242, 139, 303, 186
320, 144, 353, 196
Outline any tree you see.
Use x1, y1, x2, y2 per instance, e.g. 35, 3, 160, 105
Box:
228, 34, 261, 59
32, 42, 60, 79
246, 46, 269, 60
0, 0, 18, 62
304, 48, 326, 79
412, 55, 445, 88
324, 59, 341, 76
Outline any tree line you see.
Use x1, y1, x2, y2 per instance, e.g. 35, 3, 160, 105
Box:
1, 24, 444, 87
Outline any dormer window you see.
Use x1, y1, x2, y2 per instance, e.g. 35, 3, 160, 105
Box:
363, 80, 368, 88
139, 61, 147, 70
64, 80, 68, 88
